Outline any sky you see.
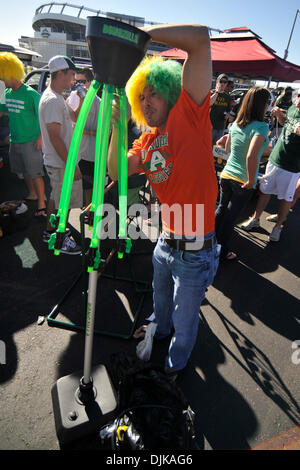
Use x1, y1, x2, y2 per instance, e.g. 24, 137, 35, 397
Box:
1, 0, 300, 87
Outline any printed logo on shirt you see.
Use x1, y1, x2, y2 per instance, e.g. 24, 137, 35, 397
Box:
141, 132, 173, 184
149, 150, 166, 171
6, 98, 25, 113
283, 116, 299, 144
215, 96, 229, 107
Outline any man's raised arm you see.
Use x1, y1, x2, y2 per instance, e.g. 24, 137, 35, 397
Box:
142, 24, 212, 106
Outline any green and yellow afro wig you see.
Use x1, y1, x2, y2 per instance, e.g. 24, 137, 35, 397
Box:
125, 56, 182, 129
0, 52, 25, 82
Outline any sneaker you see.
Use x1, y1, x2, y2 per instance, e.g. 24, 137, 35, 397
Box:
241, 217, 260, 231
269, 225, 282, 242
42, 228, 71, 243
16, 202, 28, 215
60, 235, 82, 255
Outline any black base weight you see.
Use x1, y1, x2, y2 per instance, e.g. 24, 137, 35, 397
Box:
51, 364, 118, 445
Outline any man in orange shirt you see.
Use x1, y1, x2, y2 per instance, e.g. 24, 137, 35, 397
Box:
108, 24, 220, 380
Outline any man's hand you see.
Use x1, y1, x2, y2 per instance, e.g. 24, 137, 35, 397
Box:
111, 95, 121, 124
35, 135, 42, 151
294, 123, 300, 136
74, 166, 82, 181
271, 106, 286, 126
224, 112, 234, 122
241, 181, 255, 190
111, 94, 131, 124
270, 106, 283, 116
47, 122, 69, 164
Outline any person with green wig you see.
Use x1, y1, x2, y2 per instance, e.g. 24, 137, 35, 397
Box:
108, 24, 220, 381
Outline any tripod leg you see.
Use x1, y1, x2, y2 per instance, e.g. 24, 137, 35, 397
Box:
50, 80, 102, 254
116, 88, 128, 256
88, 84, 114, 258
82, 84, 114, 385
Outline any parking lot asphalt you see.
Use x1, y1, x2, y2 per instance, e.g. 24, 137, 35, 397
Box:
0, 151, 299, 451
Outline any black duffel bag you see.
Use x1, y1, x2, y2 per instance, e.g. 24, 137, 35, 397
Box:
99, 353, 198, 450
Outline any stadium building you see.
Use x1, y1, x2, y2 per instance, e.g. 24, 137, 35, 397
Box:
19, 2, 223, 67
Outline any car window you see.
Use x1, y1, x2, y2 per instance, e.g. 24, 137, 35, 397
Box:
45, 74, 50, 89
40, 72, 50, 93
25, 72, 43, 92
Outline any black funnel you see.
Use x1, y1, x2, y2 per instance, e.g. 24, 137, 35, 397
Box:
86, 17, 151, 88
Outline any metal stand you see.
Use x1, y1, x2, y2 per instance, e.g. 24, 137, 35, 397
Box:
47, 192, 152, 339
51, 364, 117, 445
49, 16, 151, 445
46, 242, 150, 340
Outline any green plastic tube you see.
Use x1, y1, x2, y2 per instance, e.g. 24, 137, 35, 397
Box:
87, 83, 114, 272
116, 89, 128, 259
53, 79, 101, 254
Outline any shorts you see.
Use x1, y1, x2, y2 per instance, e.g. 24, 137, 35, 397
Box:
78, 159, 94, 190
259, 161, 300, 202
9, 141, 44, 178
45, 165, 83, 210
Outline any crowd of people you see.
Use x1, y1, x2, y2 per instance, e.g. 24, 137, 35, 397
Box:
211, 79, 300, 251
0, 53, 97, 254
0, 25, 299, 379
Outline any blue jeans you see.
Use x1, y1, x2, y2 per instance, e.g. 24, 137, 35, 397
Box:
152, 232, 220, 371
215, 178, 254, 258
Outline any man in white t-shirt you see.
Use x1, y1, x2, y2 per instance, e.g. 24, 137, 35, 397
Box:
66, 68, 100, 206
39, 55, 83, 254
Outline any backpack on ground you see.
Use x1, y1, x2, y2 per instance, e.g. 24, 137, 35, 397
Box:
99, 353, 197, 450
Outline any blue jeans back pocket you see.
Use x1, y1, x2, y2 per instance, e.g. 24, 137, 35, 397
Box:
181, 250, 209, 269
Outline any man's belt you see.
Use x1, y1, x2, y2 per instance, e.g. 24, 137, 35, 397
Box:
164, 236, 216, 252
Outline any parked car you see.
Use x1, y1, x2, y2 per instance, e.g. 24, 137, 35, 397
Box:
230, 87, 251, 102
230, 87, 276, 113
24, 66, 50, 94
24, 57, 92, 95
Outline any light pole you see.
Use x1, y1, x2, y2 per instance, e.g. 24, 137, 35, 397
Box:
284, 9, 300, 60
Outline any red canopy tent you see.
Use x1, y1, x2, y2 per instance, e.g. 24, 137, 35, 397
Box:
157, 27, 300, 83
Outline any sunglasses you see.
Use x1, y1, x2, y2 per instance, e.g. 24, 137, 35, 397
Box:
75, 79, 87, 84
220, 80, 228, 84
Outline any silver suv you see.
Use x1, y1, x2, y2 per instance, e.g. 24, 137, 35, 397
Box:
24, 58, 92, 94
230, 87, 276, 112
24, 67, 50, 94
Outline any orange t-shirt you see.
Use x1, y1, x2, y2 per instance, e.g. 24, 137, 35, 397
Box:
130, 88, 218, 237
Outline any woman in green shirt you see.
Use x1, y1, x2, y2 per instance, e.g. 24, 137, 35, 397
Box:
215, 87, 270, 261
